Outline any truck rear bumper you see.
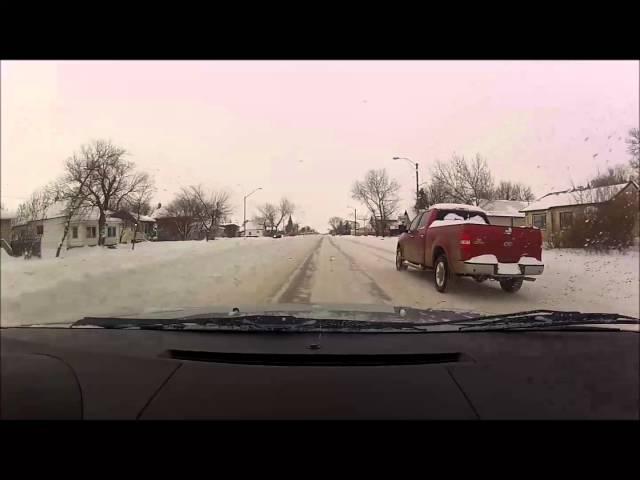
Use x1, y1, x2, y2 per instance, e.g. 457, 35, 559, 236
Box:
457, 261, 544, 277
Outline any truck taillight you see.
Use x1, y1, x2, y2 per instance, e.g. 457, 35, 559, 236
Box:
459, 232, 473, 260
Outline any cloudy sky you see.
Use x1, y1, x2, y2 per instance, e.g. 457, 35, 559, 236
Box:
1, 60, 638, 230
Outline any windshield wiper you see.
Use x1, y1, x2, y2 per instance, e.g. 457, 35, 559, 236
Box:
454, 310, 639, 331
71, 314, 427, 333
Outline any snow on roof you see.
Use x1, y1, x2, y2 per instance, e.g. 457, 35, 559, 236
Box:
12, 201, 123, 226
430, 203, 486, 213
0, 209, 17, 220
520, 182, 632, 212
150, 206, 170, 218
137, 215, 156, 222
478, 199, 528, 218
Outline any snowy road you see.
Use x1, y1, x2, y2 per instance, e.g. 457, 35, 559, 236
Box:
1, 235, 639, 327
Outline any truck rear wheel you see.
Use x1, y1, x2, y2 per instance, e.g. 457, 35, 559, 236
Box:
499, 278, 524, 293
434, 254, 455, 293
395, 247, 408, 271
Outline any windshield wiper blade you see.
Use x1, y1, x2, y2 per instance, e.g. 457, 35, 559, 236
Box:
457, 310, 639, 331
70, 314, 427, 332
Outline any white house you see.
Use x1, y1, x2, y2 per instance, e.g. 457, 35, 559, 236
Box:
12, 202, 123, 256
478, 199, 529, 227
240, 221, 264, 237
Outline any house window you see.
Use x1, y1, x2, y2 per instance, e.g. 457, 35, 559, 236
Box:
560, 212, 573, 230
72, 226, 78, 239
532, 214, 546, 229
36, 225, 44, 235
86, 226, 97, 238
107, 226, 116, 238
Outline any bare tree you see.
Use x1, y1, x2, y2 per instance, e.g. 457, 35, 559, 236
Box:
274, 198, 295, 233
625, 127, 639, 182
189, 185, 233, 241
351, 168, 400, 237
492, 180, 536, 201
15, 186, 55, 257
63, 140, 150, 246
328, 216, 343, 234
431, 154, 494, 206
425, 180, 451, 205
588, 165, 631, 188
256, 202, 278, 234
165, 188, 203, 240
129, 175, 155, 250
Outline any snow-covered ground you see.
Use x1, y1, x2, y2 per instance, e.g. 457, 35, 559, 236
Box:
1, 237, 321, 327
1, 234, 638, 327
339, 235, 640, 318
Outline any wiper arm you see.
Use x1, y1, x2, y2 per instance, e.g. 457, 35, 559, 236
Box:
70, 314, 427, 332
456, 310, 639, 331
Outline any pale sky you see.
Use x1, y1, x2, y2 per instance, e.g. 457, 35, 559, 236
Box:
1, 60, 638, 230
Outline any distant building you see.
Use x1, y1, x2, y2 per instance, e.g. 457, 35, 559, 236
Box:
110, 210, 157, 243
1, 208, 17, 243
240, 221, 264, 237
520, 181, 639, 243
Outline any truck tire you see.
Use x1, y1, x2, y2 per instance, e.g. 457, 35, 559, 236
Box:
395, 247, 408, 271
434, 254, 455, 293
499, 278, 523, 293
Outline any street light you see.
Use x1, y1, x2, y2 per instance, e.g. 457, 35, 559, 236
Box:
243, 187, 262, 237
393, 156, 419, 208
347, 205, 357, 236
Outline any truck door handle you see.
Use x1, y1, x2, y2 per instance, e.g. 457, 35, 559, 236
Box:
419, 234, 424, 238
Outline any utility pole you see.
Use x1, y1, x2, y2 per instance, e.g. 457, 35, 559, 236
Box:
393, 156, 419, 210
243, 187, 262, 237
347, 205, 357, 236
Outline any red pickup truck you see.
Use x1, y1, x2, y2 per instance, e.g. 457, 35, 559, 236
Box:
396, 204, 544, 293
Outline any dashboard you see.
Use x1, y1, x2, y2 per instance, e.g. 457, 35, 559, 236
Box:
1, 327, 638, 419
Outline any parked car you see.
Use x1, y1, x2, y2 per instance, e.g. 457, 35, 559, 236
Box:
273, 234, 282, 239
396, 204, 544, 293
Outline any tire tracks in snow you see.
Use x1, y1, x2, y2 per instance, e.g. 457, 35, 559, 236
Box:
339, 237, 396, 265
327, 236, 393, 303
272, 236, 324, 304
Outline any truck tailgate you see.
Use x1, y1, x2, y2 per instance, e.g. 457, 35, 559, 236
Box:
460, 225, 541, 263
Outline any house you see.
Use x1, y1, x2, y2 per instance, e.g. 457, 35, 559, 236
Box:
220, 222, 240, 238
151, 206, 201, 241
520, 181, 639, 244
110, 210, 157, 243
478, 199, 529, 227
240, 221, 264, 237
1, 208, 17, 255
343, 220, 360, 235
369, 213, 410, 236
1, 208, 17, 242
10, 202, 123, 257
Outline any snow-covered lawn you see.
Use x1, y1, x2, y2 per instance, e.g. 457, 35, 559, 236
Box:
1, 238, 272, 298
342, 235, 640, 318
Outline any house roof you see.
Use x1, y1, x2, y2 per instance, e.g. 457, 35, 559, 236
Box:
149, 206, 170, 219
13, 201, 122, 226
520, 182, 635, 212
478, 199, 528, 218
